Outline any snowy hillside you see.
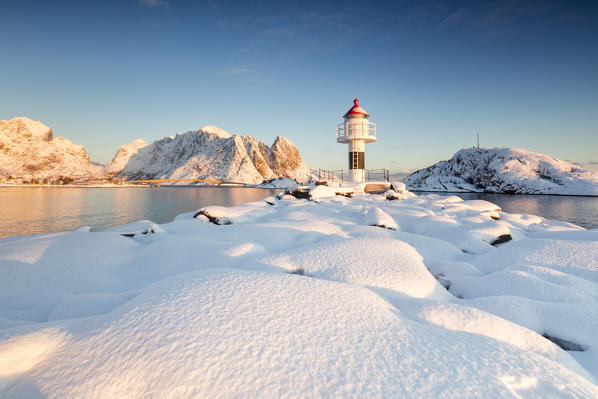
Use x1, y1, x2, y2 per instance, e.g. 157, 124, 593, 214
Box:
1, 188, 598, 397
0, 117, 103, 181
116, 126, 311, 184
403, 147, 598, 196
105, 138, 148, 176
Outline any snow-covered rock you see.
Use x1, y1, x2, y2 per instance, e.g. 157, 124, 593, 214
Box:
403, 147, 598, 195
116, 126, 311, 185
0, 117, 103, 180
363, 206, 399, 230
105, 138, 148, 176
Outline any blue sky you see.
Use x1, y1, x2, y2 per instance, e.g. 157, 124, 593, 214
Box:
1, 0, 597, 173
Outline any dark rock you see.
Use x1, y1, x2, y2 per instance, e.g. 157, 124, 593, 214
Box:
369, 223, 396, 230
193, 210, 232, 225
120, 227, 155, 238
490, 234, 512, 246
542, 334, 587, 351
286, 187, 311, 199
434, 274, 451, 290
364, 183, 389, 194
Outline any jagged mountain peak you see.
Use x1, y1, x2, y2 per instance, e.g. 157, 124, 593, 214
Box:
1, 116, 53, 142
115, 126, 310, 184
105, 139, 149, 175
198, 125, 232, 139
0, 117, 102, 180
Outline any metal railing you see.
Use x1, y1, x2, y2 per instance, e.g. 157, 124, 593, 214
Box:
316, 168, 389, 183
336, 123, 376, 140
316, 169, 345, 182
365, 169, 390, 182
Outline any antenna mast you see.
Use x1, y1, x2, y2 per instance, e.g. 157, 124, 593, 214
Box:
476, 133, 480, 149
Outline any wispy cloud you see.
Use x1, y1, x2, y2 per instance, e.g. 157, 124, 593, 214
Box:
389, 170, 416, 179
217, 67, 254, 76
564, 160, 598, 170
139, 0, 167, 8
435, 0, 568, 38
391, 138, 464, 150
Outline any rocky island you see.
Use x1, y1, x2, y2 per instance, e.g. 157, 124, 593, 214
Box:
403, 147, 598, 196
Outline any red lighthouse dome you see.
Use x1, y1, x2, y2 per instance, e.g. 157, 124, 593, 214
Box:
343, 98, 370, 119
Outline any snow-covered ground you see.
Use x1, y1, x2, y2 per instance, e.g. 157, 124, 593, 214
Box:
1, 185, 598, 397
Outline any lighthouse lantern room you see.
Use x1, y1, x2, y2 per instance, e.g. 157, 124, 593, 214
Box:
336, 98, 376, 182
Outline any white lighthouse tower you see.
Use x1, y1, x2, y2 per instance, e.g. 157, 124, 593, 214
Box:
336, 98, 376, 182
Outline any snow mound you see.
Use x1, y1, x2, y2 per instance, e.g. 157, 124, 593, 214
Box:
3, 270, 598, 398
260, 237, 449, 300
363, 206, 398, 230
474, 238, 598, 282
195, 201, 276, 224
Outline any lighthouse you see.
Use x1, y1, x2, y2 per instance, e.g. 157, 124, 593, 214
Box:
336, 98, 376, 182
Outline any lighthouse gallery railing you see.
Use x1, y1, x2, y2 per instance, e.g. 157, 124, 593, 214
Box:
336, 123, 376, 140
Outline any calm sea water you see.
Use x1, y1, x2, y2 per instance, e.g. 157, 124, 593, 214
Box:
0, 186, 279, 238
416, 191, 598, 230
0, 187, 597, 238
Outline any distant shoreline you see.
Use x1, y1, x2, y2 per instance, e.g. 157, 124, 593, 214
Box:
2, 183, 597, 196
0, 183, 147, 188
0, 183, 283, 189
409, 189, 598, 198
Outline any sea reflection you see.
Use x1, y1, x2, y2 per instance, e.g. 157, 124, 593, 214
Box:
0, 186, 278, 237
2, 187, 597, 238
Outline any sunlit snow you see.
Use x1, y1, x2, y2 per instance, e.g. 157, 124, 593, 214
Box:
1, 186, 598, 398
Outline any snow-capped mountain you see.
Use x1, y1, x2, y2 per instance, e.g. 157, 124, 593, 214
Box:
115, 126, 311, 184
403, 147, 598, 195
105, 138, 148, 176
0, 117, 103, 180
